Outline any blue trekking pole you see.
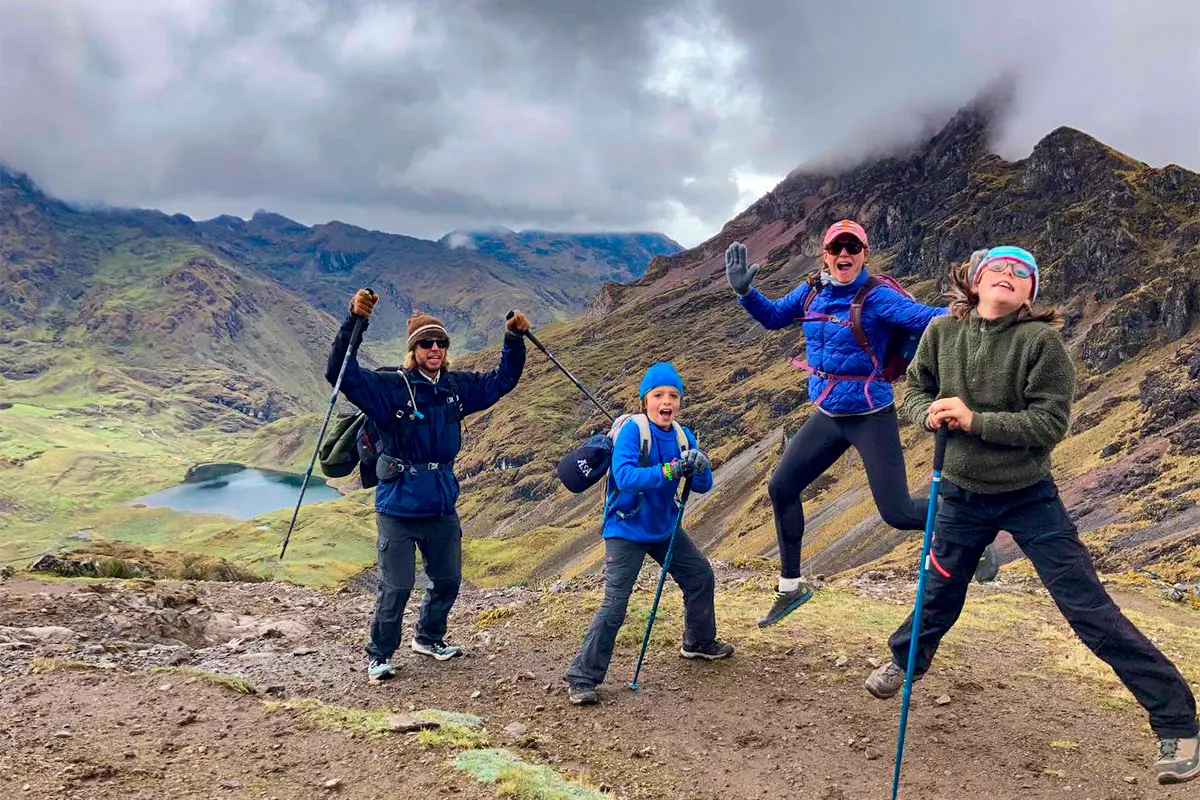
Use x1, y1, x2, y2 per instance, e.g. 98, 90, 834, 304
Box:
890, 425, 949, 799
629, 475, 695, 691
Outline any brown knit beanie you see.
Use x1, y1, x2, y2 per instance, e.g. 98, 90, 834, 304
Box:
406, 313, 450, 352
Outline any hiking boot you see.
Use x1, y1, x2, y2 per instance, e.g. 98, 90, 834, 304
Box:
1156, 736, 1200, 785
366, 658, 395, 682
568, 682, 599, 706
680, 639, 735, 660
757, 581, 815, 627
865, 661, 922, 699
411, 639, 464, 661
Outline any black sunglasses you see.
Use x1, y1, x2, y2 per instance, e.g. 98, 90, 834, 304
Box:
825, 239, 864, 256
417, 338, 450, 350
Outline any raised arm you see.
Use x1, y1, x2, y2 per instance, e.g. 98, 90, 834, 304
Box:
326, 291, 395, 424
456, 312, 529, 416
738, 283, 813, 330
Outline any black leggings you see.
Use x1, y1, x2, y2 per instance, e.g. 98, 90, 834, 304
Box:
769, 406, 926, 578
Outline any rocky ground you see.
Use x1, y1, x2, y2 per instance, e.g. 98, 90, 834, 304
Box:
1, 566, 1199, 799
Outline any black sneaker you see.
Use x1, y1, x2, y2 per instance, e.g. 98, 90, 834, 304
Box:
568, 682, 598, 705
411, 639, 464, 661
680, 639, 735, 660
757, 581, 815, 628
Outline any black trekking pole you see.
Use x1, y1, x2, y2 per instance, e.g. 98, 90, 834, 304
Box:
279, 290, 375, 560
507, 311, 615, 424
890, 425, 949, 799
629, 475, 695, 691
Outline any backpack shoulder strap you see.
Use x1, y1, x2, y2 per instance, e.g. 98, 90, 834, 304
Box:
671, 422, 689, 454
849, 276, 884, 352
631, 414, 653, 465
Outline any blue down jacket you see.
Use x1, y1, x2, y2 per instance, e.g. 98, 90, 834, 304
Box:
739, 269, 946, 414
327, 314, 525, 518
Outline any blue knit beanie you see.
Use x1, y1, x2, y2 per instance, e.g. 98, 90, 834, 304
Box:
639, 362, 684, 399
971, 245, 1040, 302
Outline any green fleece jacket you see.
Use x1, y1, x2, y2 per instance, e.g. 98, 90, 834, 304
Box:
900, 309, 1075, 494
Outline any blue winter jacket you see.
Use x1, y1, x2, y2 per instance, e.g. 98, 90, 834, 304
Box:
739, 269, 947, 415
603, 420, 713, 543
327, 314, 525, 518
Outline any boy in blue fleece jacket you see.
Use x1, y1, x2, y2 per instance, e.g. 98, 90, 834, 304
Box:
564, 363, 733, 705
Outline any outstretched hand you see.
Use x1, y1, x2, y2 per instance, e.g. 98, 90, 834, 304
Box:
926, 397, 974, 432
350, 288, 378, 319
506, 310, 531, 334
725, 241, 759, 296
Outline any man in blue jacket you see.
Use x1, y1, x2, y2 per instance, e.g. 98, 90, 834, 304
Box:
328, 289, 528, 682
726, 220, 949, 627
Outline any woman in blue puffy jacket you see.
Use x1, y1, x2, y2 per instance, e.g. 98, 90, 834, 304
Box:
725, 220, 953, 627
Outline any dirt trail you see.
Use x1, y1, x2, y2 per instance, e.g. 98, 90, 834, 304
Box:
1, 571, 1197, 799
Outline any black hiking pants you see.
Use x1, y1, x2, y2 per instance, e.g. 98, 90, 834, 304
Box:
365, 511, 462, 661
770, 405, 926, 578
887, 479, 1199, 739
565, 533, 717, 687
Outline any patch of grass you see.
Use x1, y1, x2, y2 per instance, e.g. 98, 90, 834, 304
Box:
27, 658, 95, 674
476, 606, 519, 628
454, 749, 606, 800
149, 666, 256, 694
267, 698, 393, 739
1049, 740, 1079, 751
462, 527, 575, 588
417, 724, 490, 749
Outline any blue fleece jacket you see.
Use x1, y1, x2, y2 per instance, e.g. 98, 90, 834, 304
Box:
603, 419, 712, 543
739, 269, 947, 414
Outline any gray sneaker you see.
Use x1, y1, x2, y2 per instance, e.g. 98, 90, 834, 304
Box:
366, 658, 395, 682
757, 581, 815, 628
411, 639, 464, 661
865, 661, 922, 699
1156, 736, 1199, 785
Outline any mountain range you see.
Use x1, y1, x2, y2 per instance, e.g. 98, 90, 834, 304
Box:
2, 87, 1199, 589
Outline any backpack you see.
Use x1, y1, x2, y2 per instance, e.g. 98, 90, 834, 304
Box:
555, 413, 690, 519
318, 368, 463, 489
798, 271, 921, 382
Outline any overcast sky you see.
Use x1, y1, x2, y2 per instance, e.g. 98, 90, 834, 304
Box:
2, 0, 1198, 247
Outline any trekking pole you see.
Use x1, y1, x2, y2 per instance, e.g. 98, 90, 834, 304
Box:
629, 475, 695, 691
507, 310, 615, 424
890, 425, 949, 799
279, 291, 375, 560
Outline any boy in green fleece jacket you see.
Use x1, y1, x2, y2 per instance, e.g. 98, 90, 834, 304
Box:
864, 245, 1198, 785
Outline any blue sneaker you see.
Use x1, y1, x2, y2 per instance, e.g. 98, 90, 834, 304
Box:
411, 639, 464, 661
757, 581, 815, 628
366, 658, 394, 682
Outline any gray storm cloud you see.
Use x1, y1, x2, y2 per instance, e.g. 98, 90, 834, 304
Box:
1, 0, 1197, 246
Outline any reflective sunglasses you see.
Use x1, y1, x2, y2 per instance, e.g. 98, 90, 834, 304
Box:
417, 338, 450, 350
825, 238, 864, 256
980, 257, 1034, 280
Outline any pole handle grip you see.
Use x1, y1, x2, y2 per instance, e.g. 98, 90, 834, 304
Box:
932, 425, 949, 472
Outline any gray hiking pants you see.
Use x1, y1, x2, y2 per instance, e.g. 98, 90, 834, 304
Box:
565, 532, 717, 687
366, 511, 461, 661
